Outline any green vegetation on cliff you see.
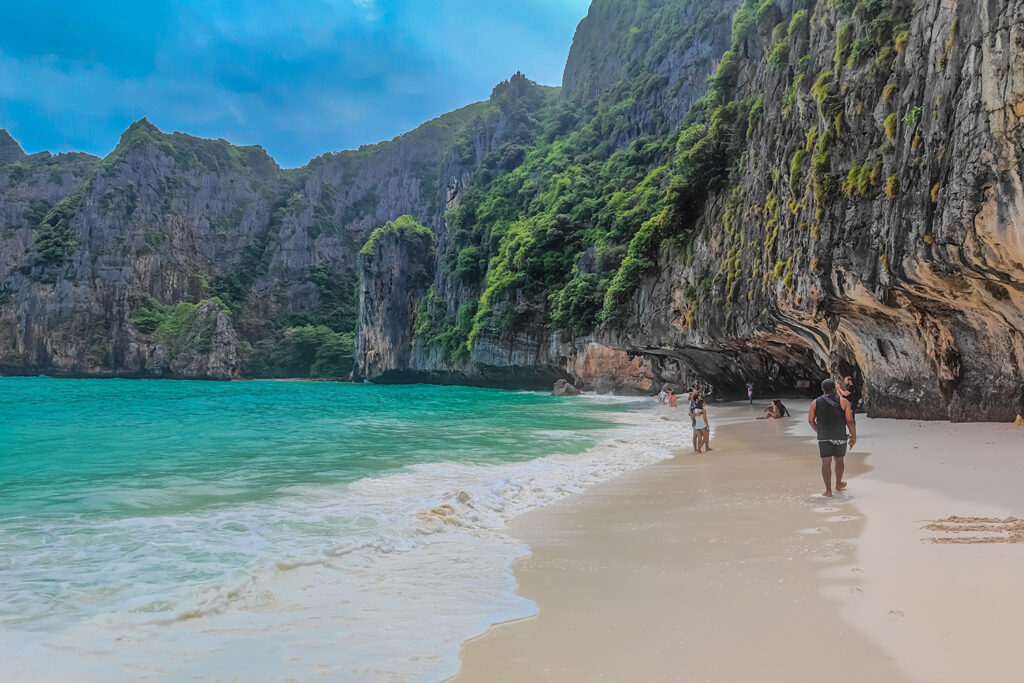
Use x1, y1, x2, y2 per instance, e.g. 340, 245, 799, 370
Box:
414, 0, 759, 359
4, 0, 951, 392
109, 119, 279, 176
130, 295, 230, 366
361, 214, 435, 256
242, 326, 354, 379
413, 288, 477, 364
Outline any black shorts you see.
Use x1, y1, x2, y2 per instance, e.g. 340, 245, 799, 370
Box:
818, 441, 847, 458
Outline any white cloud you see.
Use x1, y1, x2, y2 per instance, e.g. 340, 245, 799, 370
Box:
333, 0, 379, 21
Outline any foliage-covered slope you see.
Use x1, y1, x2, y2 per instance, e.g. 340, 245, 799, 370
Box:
384, 0, 743, 376
0, 78, 556, 379
356, 0, 1024, 421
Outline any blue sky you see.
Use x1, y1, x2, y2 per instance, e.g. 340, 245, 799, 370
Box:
0, 0, 592, 167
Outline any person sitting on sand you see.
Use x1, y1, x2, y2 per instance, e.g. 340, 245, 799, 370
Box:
690, 398, 712, 453
758, 402, 781, 420
808, 379, 857, 498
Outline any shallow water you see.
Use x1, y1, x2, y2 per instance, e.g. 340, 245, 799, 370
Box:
0, 377, 667, 681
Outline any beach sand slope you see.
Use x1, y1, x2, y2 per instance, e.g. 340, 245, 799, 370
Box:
452, 402, 1024, 683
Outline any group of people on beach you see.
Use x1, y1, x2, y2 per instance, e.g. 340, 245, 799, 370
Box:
688, 383, 712, 454
659, 381, 714, 453
660, 376, 859, 497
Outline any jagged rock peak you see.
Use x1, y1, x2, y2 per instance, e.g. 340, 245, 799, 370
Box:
490, 71, 538, 99
560, 0, 740, 126
110, 117, 279, 175
0, 129, 26, 163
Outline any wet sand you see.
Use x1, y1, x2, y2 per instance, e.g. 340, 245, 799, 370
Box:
451, 401, 1024, 682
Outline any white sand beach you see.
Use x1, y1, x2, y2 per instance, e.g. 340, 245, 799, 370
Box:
451, 401, 1024, 682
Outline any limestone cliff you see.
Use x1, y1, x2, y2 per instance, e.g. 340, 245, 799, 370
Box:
4, 0, 1023, 422
0, 75, 555, 379
354, 216, 436, 381
1, 120, 276, 378
354, 0, 1024, 421
622, 0, 1024, 421
563, 0, 742, 136
0, 130, 26, 163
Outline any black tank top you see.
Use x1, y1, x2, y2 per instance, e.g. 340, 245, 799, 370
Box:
814, 395, 848, 440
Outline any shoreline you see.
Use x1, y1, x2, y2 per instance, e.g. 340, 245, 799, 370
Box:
451, 400, 1024, 682
0, 386, 678, 682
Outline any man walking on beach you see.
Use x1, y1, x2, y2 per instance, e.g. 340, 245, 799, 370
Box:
808, 379, 857, 497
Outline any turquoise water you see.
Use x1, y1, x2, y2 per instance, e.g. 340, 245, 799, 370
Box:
0, 377, 618, 520
0, 377, 650, 681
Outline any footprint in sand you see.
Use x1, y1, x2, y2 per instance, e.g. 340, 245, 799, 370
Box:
812, 506, 840, 513
850, 587, 863, 595
825, 515, 859, 523
888, 610, 906, 618
850, 567, 864, 573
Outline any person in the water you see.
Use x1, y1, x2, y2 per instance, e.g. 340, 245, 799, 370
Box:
808, 378, 857, 497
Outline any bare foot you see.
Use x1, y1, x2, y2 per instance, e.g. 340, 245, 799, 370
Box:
705, 447, 714, 451
823, 490, 834, 497
837, 482, 848, 491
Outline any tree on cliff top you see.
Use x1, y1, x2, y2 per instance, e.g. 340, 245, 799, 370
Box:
360, 215, 434, 256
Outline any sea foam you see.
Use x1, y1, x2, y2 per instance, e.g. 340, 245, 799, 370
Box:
1, 402, 678, 682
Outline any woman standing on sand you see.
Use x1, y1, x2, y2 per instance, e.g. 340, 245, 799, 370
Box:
691, 398, 712, 453
688, 392, 699, 451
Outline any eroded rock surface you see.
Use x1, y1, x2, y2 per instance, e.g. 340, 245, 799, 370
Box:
352, 0, 1024, 421
354, 219, 436, 382
0, 76, 547, 379
636, 0, 1024, 421
552, 379, 582, 396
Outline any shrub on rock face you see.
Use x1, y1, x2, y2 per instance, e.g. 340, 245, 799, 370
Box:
884, 112, 899, 140
360, 214, 433, 257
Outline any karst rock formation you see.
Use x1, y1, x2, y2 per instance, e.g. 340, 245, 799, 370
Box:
2, 0, 1022, 421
